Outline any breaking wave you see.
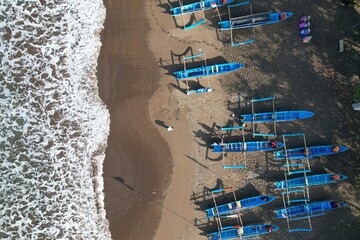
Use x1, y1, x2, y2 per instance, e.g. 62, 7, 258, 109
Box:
0, 0, 111, 238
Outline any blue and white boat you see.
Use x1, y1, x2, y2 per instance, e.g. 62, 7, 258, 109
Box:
275, 201, 347, 220
273, 145, 349, 160
207, 224, 279, 240
274, 173, 348, 190
205, 195, 276, 218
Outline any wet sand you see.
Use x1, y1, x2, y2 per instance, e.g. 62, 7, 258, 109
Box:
97, 0, 172, 239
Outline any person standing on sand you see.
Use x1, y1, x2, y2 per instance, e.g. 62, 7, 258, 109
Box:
167, 126, 174, 132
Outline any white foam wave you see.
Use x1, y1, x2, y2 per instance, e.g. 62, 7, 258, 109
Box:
0, 0, 111, 238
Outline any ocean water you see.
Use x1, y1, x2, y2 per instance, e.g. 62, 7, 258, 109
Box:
0, 0, 111, 238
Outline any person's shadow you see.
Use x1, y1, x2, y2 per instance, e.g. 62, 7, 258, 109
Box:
155, 119, 169, 129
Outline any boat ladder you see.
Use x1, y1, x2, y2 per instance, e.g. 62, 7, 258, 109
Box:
282, 133, 311, 176
219, 126, 247, 169
280, 168, 313, 232
248, 96, 277, 137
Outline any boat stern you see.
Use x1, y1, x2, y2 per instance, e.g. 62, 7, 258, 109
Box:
327, 173, 348, 183
212, 143, 224, 152
297, 110, 315, 120
240, 114, 252, 123
274, 208, 288, 219
283, 12, 294, 19
274, 181, 286, 190
205, 208, 215, 218
231, 62, 245, 71
263, 195, 276, 203
262, 224, 280, 233
173, 70, 185, 80
218, 20, 231, 30
273, 150, 285, 160
338, 145, 349, 153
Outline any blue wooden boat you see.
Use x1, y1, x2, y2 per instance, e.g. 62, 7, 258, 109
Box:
207, 224, 279, 240
274, 173, 348, 190
171, 0, 235, 16
212, 141, 284, 152
205, 195, 275, 218
273, 145, 349, 160
275, 201, 347, 220
219, 12, 294, 30
174, 62, 244, 80
240, 110, 314, 123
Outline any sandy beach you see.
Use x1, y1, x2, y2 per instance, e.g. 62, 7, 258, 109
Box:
98, 0, 360, 239
97, 0, 173, 239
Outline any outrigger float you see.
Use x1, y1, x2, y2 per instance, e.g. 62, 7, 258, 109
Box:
167, 0, 235, 30
173, 52, 244, 95
275, 201, 347, 220
239, 97, 314, 137
217, 1, 293, 46
273, 145, 349, 160
274, 173, 348, 190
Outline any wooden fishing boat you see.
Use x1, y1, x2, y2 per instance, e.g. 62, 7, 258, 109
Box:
273, 145, 349, 160
207, 224, 279, 240
219, 12, 293, 30
275, 201, 347, 220
174, 62, 244, 80
274, 173, 348, 190
205, 195, 276, 218
171, 0, 235, 16
240, 110, 314, 123
212, 141, 284, 152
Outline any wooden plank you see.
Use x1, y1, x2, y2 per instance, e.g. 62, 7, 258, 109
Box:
339, 39, 344, 52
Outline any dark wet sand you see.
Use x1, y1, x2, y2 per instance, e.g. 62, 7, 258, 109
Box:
97, 1, 172, 239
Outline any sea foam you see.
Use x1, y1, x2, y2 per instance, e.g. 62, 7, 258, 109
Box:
0, 0, 111, 238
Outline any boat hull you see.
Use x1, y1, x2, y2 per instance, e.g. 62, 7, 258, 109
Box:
212, 141, 284, 152
241, 110, 314, 123
274, 201, 347, 219
219, 12, 294, 30
274, 173, 348, 190
171, 0, 235, 16
205, 195, 276, 218
273, 145, 349, 160
174, 62, 244, 80
207, 224, 279, 240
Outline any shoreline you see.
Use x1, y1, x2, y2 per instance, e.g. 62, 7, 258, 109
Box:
97, 0, 173, 239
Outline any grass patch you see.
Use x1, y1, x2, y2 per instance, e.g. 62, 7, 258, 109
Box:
353, 86, 360, 102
